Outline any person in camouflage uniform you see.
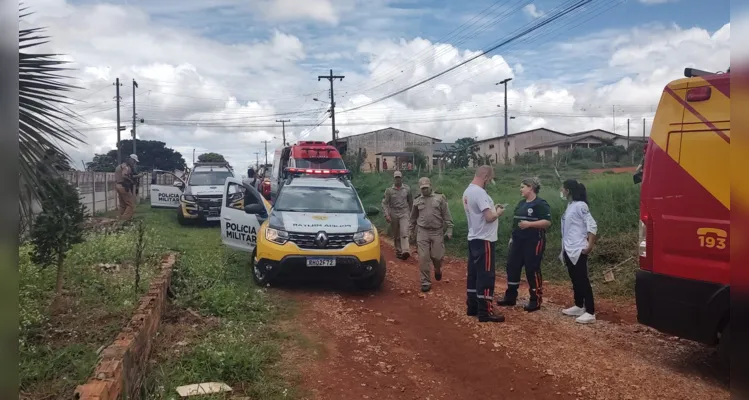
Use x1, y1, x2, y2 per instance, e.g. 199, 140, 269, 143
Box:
382, 171, 413, 259
409, 177, 453, 292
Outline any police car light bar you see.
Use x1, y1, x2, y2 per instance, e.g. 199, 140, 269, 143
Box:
284, 167, 350, 175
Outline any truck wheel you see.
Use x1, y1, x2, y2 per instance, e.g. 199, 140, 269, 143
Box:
251, 248, 272, 287
354, 257, 386, 291
719, 322, 730, 371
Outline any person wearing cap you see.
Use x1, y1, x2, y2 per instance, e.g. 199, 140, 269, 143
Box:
381, 170, 413, 260
497, 177, 552, 312
114, 154, 140, 221
409, 177, 453, 292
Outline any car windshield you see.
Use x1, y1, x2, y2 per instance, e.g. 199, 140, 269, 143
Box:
274, 186, 362, 213
294, 158, 346, 170
188, 171, 233, 186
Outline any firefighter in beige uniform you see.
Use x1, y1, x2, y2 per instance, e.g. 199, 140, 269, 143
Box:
114, 154, 139, 221
382, 171, 413, 260
409, 177, 453, 292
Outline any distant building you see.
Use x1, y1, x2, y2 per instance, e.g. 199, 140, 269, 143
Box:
331, 127, 441, 172
525, 129, 647, 159
432, 142, 455, 167
473, 128, 569, 164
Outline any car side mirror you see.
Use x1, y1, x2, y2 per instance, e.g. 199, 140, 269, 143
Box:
366, 206, 380, 217
633, 171, 643, 184
173, 180, 184, 188
244, 204, 265, 214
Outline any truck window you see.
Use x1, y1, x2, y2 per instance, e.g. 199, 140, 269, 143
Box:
295, 158, 346, 170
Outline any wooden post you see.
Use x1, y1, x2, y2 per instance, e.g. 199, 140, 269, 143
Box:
91, 171, 96, 216
104, 173, 109, 212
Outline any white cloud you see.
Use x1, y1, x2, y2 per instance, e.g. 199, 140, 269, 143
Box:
523, 4, 544, 18
22, 0, 730, 171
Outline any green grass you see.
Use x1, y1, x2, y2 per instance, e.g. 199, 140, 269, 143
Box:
20, 204, 299, 399
137, 206, 299, 399
19, 222, 164, 397
353, 164, 641, 298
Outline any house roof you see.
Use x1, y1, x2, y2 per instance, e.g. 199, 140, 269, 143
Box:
331, 127, 442, 143
472, 128, 569, 145
569, 129, 616, 137
432, 142, 455, 155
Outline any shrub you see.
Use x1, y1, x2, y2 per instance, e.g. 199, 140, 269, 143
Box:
30, 175, 86, 299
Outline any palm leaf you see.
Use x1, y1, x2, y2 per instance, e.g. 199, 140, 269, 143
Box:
19, 9, 87, 229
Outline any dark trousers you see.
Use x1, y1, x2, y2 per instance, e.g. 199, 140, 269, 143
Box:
503, 235, 545, 304
563, 251, 595, 314
467, 239, 497, 316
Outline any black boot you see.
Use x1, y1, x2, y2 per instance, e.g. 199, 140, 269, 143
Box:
524, 301, 541, 312
478, 312, 505, 323
434, 269, 442, 281
496, 297, 516, 306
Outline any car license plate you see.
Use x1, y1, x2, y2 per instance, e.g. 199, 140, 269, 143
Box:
205, 216, 220, 221
306, 257, 336, 267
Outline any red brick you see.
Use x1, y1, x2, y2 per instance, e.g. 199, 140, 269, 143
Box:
75, 253, 177, 400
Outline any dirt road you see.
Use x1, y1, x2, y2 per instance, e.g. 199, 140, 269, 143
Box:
279, 241, 728, 400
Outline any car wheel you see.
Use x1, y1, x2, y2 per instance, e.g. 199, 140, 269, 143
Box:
718, 322, 730, 371
354, 257, 386, 291
177, 208, 189, 226
251, 248, 271, 286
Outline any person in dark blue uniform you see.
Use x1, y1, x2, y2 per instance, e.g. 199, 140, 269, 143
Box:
497, 177, 552, 312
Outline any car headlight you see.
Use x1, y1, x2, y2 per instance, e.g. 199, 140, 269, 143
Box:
353, 229, 375, 246
265, 227, 289, 245
181, 194, 196, 203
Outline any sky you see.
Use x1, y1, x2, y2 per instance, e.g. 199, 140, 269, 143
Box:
18, 0, 730, 171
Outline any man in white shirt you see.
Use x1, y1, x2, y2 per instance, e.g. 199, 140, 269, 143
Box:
463, 166, 506, 323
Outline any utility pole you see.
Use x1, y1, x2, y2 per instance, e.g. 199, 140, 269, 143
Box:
261, 140, 271, 166
276, 119, 290, 146
318, 69, 345, 143
612, 105, 616, 134
192, 149, 195, 165
114, 78, 123, 165
627, 118, 630, 149
496, 78, 512, 164
132, 79, 138, 155
254, 151, 260, 169
643, 118, 646, 140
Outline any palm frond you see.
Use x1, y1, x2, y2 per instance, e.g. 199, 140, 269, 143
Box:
19, 10, 87, 228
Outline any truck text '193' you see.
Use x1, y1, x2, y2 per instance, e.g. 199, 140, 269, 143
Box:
159, 193, 180, 203
226, 222, 257, 244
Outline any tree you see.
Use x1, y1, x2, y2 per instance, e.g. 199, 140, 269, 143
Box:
86, 153, 116, 172
30, 175, 85, 300
197, 152, 227, 163
87, 139, 187, 172
405, 147, 427, 169
19, 9, 85, 222
445, 137, 477, 168
342, 148, 368, 175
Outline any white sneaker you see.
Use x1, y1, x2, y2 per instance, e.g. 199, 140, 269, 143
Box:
575, 312, 596, 324
562, 306, 586, 317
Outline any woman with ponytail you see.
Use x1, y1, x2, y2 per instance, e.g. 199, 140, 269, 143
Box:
559, 179, 598, 324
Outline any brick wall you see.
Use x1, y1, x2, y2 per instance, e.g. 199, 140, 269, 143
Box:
74, 253, 177, 400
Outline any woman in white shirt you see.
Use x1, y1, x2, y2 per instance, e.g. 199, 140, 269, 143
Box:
559, 179, 598, 324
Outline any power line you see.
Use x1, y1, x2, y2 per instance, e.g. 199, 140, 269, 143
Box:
338, 0, 592, 115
